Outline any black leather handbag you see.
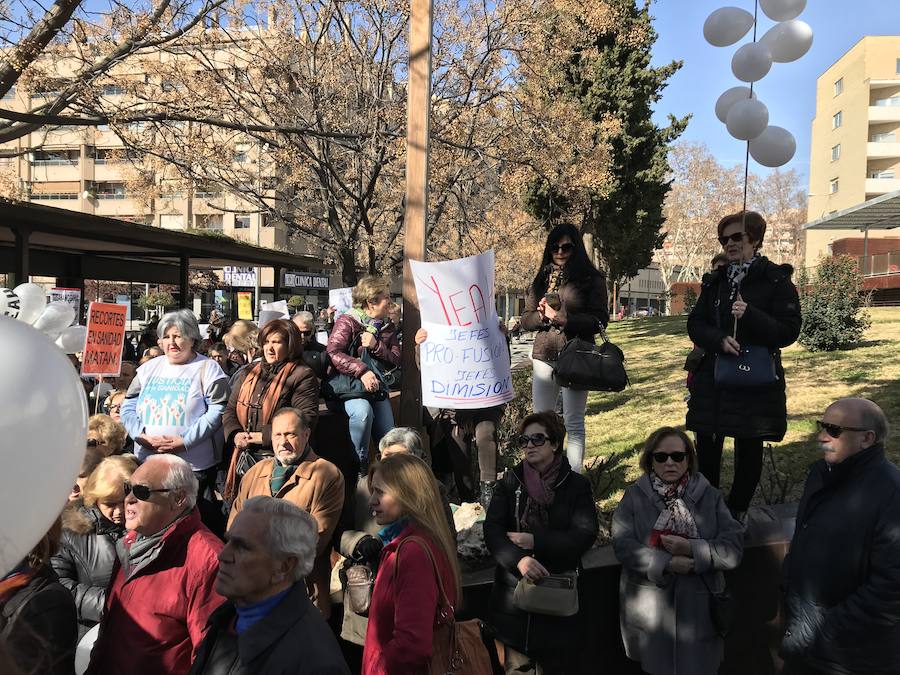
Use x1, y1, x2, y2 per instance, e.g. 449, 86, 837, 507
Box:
700, 574, 735, 638
553, 328, 628, 392
714, 316, 777, 388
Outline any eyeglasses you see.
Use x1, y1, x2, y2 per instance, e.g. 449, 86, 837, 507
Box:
816, 420, 868, 439
652, 451, 687, 464
298, 330, 314, 337
718, 232, 746, 247
551, 242, 575, 254
124, 481, 172, 502
517, 433, 551, 448
107, 404, 122, 413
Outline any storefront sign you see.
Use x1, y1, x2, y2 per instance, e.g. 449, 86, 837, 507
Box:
224, 266, 257, 287
283, 271, 330, 290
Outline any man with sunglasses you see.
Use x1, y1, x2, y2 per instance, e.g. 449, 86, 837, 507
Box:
781, 398, 899, 675
292, 311, 328, 380
86, 455, 224, 675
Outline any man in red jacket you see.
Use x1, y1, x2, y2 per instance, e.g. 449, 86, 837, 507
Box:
86, 454, 223, 675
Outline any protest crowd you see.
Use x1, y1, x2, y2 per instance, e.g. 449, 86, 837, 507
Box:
2, 211, 899, 675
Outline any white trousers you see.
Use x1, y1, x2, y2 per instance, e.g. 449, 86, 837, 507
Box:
531, 358, 588, 473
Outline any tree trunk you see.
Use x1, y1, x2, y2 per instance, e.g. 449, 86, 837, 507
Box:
340, 247, 358, 287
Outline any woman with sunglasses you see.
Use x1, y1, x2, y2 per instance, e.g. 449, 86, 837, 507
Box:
53, 455, 138, 638
521, 223, 609, 474
222, 319, 319, 503
686, 211, 801, 522
612, 427, 743, 675
484, 411, 598, 673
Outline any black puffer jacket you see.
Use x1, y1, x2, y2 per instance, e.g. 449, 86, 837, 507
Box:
686, 256, 801, 441
484, 458, 598, 656
781, 444, 900, 675
0, 566, 77, 675
51, 506, 125, 638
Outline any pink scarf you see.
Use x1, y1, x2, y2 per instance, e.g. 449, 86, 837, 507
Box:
519, 455, 562, 531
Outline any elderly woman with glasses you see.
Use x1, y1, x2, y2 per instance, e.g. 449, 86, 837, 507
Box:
484, 411, 598, 674
612, 427, 743, 675
120, 309, 230, 515
686, 211, 802, 522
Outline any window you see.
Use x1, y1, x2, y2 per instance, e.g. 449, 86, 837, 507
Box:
96, 124, 111, 132
871, 170, 896, 179
195, 214, 223, 231
832, 111, 842, 129
871, 131, 897, 143
829, 178, 839, 194
834, 78, 843, 96
93, 148, 135, 164
31, 192, 78, 201
194, 185, 222, 199
896, 58, 900, 74
874, 96, 900, 107
233, 144, 249, 163
831, 144, 841, 161
101, 84, 125, 96
95, 182, 127, 199
31, 149, 79, 166
234, 215, 251, 229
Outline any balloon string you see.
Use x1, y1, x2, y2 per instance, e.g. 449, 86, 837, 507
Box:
742, 0, 759, 216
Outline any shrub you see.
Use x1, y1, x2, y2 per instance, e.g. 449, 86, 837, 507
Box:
287, 295, 305, 308
798, 255, 870, 352
682, 286, 697, 313
137, 291, 176, 311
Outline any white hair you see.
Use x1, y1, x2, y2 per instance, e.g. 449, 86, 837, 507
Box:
379, 427, 425, 459
292, 311, 314, 325
157, 309, 202, 343
242, 496, 318, 580
145, 454, 198, 509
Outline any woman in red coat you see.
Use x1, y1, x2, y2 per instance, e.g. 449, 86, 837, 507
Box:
362, 454, 460, 675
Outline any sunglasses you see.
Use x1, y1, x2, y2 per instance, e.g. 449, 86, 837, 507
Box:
298, 330, 314, 336
124, 481, 172, 502
551, 242, 575, 254
652, 451, 687, 464
517, 433, 551, 448
816, 420, 868, 439
718, 232, 746, 247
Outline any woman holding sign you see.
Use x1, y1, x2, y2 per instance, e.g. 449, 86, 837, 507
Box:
326, 276, 400, 478
521, 223, 609, 473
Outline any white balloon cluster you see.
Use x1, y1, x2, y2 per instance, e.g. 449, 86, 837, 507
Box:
703, 0, 813, 168
0, 283, 87, 352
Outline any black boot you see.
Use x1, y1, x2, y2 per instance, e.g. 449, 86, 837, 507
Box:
479, 480, 497, 510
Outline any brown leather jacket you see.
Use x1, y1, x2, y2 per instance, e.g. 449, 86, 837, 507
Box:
521, 273, 609, 362
326, 313, 401, 379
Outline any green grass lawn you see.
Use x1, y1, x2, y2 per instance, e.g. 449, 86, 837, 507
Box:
580, 307, 900, 534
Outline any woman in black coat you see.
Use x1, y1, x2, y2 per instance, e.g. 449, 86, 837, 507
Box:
686, 211, 802, 520
51, 455, 136, 638
484, 411, 598, 674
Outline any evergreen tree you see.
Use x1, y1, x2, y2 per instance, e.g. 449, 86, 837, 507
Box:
522, 0, 687, 285
798, 256, 871, 352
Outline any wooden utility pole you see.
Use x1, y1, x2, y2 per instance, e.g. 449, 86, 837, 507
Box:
398, 0, 433, 427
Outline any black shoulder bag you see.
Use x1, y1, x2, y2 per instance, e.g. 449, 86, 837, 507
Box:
553, 325, 628, 392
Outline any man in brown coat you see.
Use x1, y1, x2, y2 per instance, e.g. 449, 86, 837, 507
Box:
228, 407, 344, 618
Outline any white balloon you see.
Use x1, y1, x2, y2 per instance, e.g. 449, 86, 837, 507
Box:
75, 624, 100, 675
715, 86, 757, 124
12, 283, 47, 325
761, 20, 813, 63
56, 325, 88, 354
33, 301, 76, 335
760, 0, 806, 22
703, 7, 755, 47
732, 42, 773, 82
726, 98, 770, 141
0, 287, 20, 319
749, 125, 797, 167
0, 317, 87, 576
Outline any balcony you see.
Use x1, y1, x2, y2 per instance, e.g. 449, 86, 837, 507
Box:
867, 142, 900, 159
865, 178, 900, 196
858, 252, 900, 277
869, 106, 900, 124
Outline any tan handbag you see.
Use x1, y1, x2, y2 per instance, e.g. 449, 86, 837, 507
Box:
512, 570, 579, 617
394, 536, 494, 675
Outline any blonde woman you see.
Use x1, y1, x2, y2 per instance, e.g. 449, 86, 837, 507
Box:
326, 276, 400, 477
362, 454, 461, 675
52, 455, 138, 637
87, 413, 128, 456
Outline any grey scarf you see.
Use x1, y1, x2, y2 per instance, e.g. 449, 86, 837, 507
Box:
118, 511, 188, 579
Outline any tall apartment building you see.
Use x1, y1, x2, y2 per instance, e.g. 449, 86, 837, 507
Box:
805, 36, 900, 267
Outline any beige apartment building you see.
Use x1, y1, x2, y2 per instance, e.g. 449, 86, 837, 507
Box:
805, 36, 900, 267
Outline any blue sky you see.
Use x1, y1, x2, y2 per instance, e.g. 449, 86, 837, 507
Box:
649, 0, 899, 186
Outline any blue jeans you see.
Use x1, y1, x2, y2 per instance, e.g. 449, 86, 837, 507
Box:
337, 397, 395, 467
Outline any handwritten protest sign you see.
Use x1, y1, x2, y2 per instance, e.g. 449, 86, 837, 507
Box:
411, 251, 513, 409
328, 287, 353, 316
81, 302, 127, 377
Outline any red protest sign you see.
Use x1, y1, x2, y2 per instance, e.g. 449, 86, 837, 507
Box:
81, 302, 127, 377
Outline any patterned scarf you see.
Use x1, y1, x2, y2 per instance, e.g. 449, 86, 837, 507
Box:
519, 455, 562, 531
268, 446, 311, 496
649, 472, 698, 548
544, 264, 565, 295
0, 565, 37, 606
725, 253, 760, 300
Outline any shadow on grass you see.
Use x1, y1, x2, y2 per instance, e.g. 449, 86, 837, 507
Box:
584, 441, 643, 502
609, 316, 686, 341
585, 391, 631, 416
